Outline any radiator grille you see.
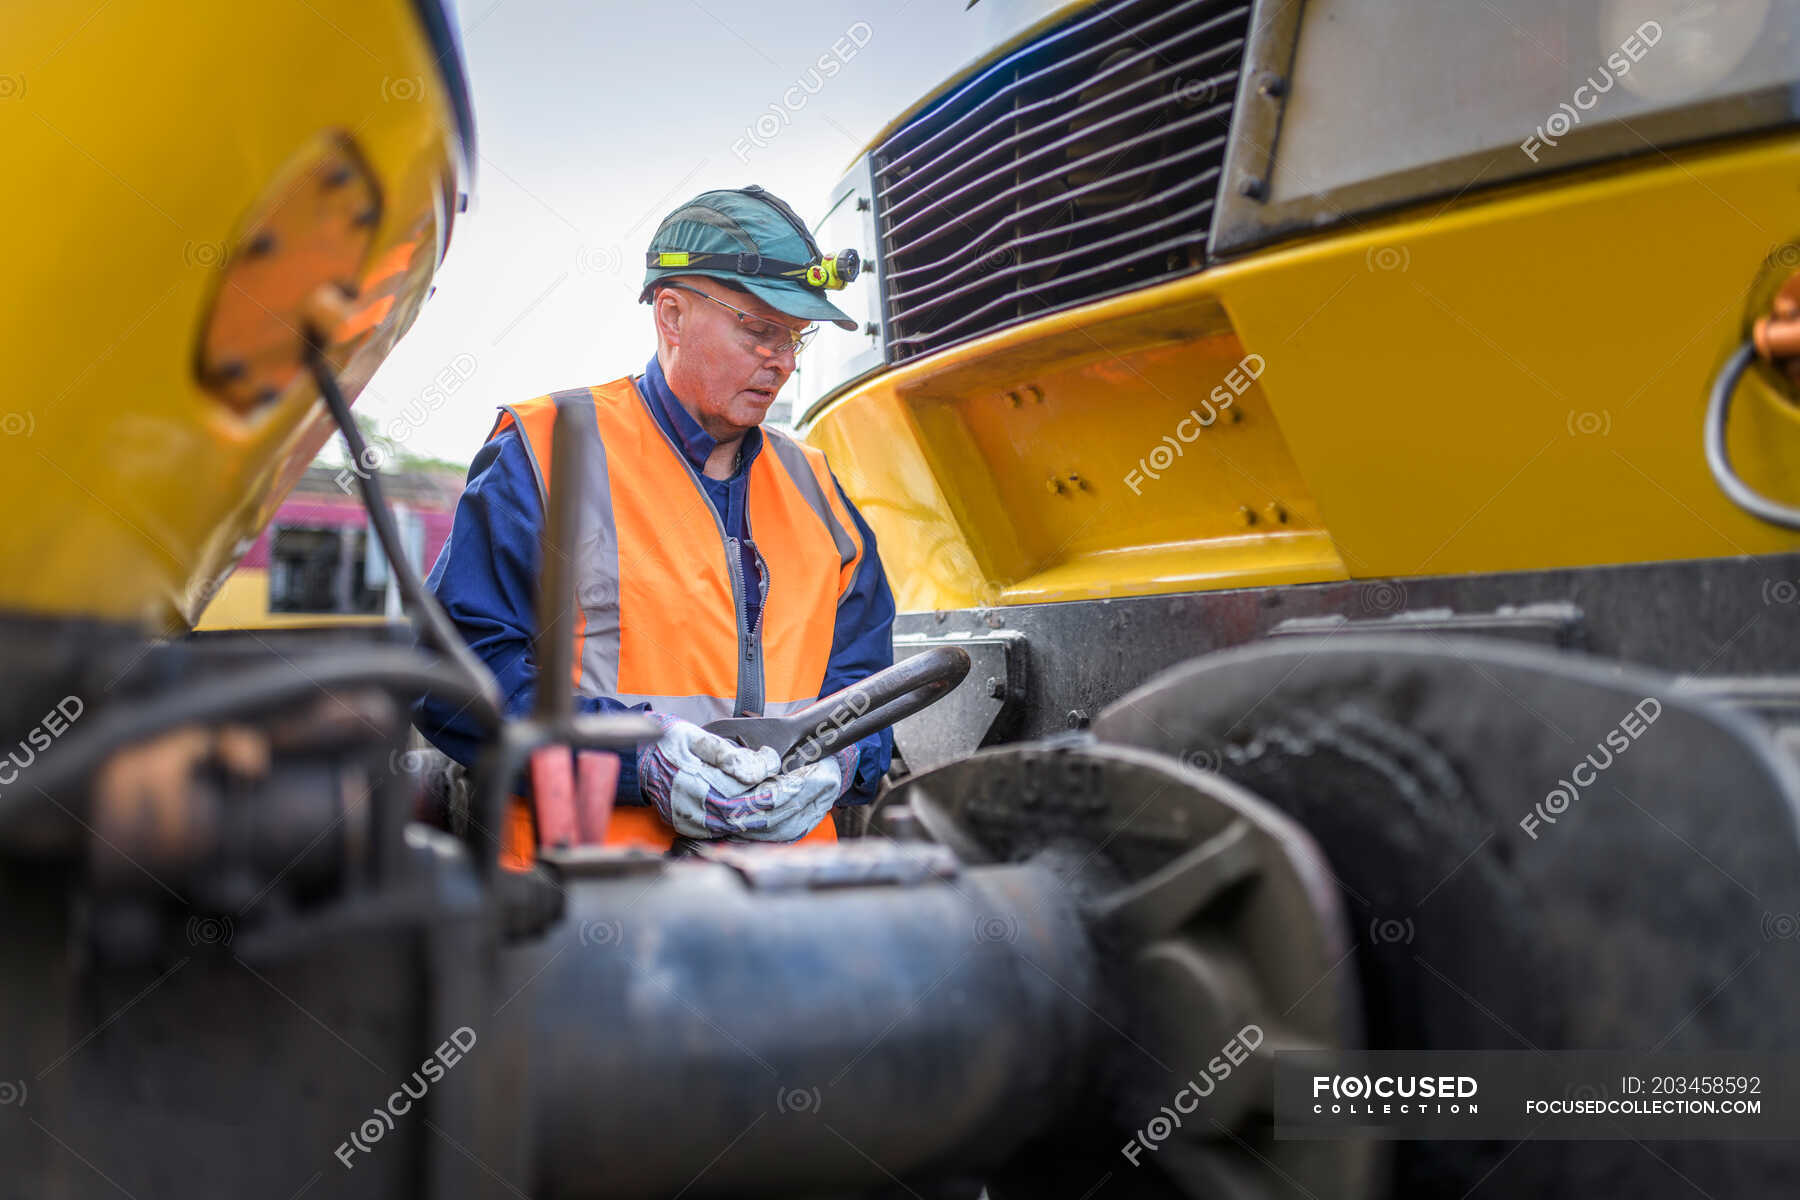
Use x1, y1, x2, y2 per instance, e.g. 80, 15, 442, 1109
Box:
874, 0, 1250, 362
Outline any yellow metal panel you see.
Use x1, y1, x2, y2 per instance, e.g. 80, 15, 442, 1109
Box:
805, 132, 1800, 611
807, 283, 1347, 608
0, 0, 458, 630
1214, 132, 1800, 580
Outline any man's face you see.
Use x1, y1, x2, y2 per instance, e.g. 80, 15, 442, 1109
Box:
658, 277, 811, 440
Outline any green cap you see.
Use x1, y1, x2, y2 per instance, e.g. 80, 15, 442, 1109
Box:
639, 186, 857, 330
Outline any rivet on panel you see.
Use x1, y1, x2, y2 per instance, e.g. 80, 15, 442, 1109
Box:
1264, 502, 1289, 525
1237, 505, 1258, 527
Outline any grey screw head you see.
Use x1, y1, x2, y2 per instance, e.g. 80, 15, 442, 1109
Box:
986, 676, 1006, 699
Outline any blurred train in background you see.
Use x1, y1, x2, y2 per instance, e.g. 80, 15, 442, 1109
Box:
197, 464, 461, 630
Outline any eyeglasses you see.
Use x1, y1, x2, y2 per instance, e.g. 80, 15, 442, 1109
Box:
663, 281, 818, 358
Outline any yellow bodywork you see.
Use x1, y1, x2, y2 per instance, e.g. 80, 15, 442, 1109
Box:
804, 132, 1800, 612
1, 1, 460, 631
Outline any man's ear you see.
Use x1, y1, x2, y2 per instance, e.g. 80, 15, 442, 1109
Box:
653, 286, 683, 347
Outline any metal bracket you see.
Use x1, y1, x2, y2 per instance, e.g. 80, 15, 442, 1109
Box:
889, 631, 1028, 775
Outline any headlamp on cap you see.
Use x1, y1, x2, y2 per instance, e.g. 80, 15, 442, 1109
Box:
647, 246, 860, 292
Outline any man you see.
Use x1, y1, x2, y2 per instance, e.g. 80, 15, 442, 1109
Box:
415, 185, 894, 853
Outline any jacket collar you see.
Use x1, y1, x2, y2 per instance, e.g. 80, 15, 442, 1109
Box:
639, 355, 762, 478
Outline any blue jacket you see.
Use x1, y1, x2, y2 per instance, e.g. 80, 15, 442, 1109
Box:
414, 356, 896, 804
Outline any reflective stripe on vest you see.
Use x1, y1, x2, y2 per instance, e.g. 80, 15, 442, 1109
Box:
490, 377, 864, 850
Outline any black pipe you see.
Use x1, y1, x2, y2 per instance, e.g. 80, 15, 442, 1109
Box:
515, 857, 1098, 1198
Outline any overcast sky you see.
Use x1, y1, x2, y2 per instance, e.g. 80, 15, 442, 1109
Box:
352, 0, 1013, 464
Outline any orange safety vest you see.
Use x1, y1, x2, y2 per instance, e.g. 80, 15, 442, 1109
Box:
491, 376, 866, 854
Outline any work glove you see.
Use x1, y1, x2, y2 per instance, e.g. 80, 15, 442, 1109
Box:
636, 713, 782, 838
729, 744, 860, 844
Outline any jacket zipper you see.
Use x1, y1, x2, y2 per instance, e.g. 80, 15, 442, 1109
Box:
724, 535, 766, 717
